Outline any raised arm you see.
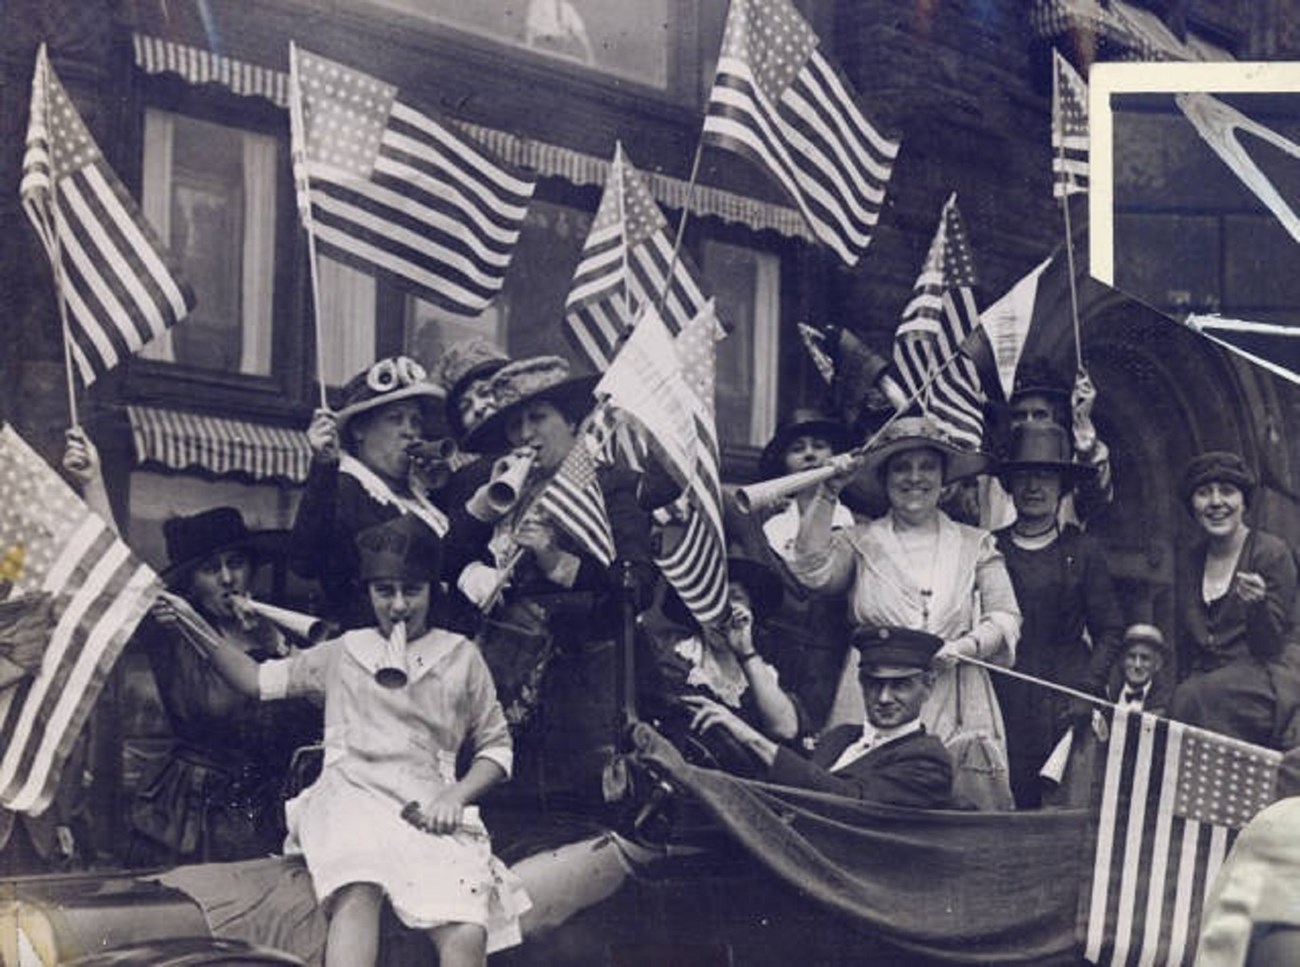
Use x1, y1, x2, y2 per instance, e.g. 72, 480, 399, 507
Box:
153, 591, 261, 697
63, 428, 118, 536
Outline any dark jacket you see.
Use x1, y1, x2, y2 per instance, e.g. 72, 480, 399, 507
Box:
768, 724, 953, 809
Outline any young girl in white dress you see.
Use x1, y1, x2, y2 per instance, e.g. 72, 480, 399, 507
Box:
163, 514, 527, 967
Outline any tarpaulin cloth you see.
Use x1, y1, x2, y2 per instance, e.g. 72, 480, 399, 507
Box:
632, 722, 1090, 964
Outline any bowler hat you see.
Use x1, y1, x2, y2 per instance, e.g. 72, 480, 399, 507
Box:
335, 356, 444, 438
853, 624, 943, 678
356, 515, 443, 584
758, 408, 852, 480
463, 355, 600, 455
996, 423, 1096, 486
435, 338, 510, 438
1010, 356, 1071, 403
1180, 451, 1257, 508
1121, 623, 1169, 655
161, 507, 281, 589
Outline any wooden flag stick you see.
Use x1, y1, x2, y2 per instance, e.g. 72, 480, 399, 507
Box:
656, 135, 707, 320
614, 142, 634, 324
288, 42, 330, 412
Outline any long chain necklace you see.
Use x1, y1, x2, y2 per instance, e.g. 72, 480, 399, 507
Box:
893, 520, 942, 628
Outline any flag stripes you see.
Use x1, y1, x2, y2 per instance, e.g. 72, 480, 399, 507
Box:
291, 47, 535, 316
21, 46, 194, 385
0, 426, 161, 814
703, 0, 898, 266
1082, 708, 1280, 966
563, 144, 708, 371
1052, 50, 1090, 198
654, 502, 728, 622
533, 441, 615, 567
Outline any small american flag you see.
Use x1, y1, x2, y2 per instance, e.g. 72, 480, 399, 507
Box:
563, 144, 709, 372
1081, 708, 1281, 966
891, 194, 986, 448
290, 46, 536, 315
533, 438, 615, 567
703, 0, 899, 266
0, 425, 161, 814
1052, 50, 1090, 198
21, 45, 195, 386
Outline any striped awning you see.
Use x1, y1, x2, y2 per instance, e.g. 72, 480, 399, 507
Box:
131, 34, 815, 242
127, 405, 312, 483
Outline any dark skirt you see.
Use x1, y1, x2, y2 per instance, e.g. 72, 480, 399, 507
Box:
1170, 656, 1300, 749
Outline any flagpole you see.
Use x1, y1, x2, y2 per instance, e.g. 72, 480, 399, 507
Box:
656, 136, 706, 319
614, 142, 633, 322
288, 43, 330, 412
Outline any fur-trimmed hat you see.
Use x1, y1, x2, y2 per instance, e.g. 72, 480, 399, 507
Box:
1180, 451, 1257, 508
758, 408, 852, 480
336, 356, 444, 438
853, 624, 943, 678
463, 355, 599, 455
161, 507, 281, 589
435, 338, 510, 437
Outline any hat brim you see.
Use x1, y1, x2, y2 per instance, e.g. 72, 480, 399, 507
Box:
446, 360, 511, 436
336, 383, 445, 435
860, 663, 929, 680
463, 374, 601, 454
860, 434, 990, 484
758, 419, 853, 479
997, 459, 1098, 485
161, 529, 287, 589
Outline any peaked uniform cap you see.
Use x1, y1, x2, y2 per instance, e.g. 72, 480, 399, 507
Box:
853, 625, 943, 678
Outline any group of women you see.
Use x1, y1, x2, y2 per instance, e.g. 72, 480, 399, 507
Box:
47, 339, 1300, 964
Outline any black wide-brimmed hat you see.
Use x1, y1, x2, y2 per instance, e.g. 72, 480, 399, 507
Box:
161, 507, 282, 589
434, 338, 511, 439
463, 355, 600, 455
996, 423, 1096, 486
356, 515, 444, 584
1180, 451, 1257, 507
758, 408, 852, 480
1010, 356, 1072, 403
335, 356, 444, 437
853, 624, 943, 678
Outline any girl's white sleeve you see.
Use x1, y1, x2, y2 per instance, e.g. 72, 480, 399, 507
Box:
259, 640, 334, 702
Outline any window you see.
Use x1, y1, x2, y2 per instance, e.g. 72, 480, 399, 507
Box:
140, 110, 280, 377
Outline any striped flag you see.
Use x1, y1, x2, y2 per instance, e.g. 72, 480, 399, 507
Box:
532, 437, 615, 567
702, 0, 899, 266
289, 46, 536, 315
0, 425, 161, 815
1052, 50, 1090, 198
21, 45, 195, 386
1081, 707, 1281, 966
891, 194, 987, 448
563, 144, 709, 371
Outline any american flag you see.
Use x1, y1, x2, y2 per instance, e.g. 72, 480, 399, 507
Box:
0, 425, 161, 814
702, 0, 899, 266
532, 438, 615, 567
21, 45, 195, 386
289, 46, 536, 315
891, 194, 986, 448
1081, 707, 1281, 966
563, 143, 709, 371
1052, 50, 1090, 198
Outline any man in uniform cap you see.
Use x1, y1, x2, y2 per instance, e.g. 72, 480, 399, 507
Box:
686, 624, 953, 808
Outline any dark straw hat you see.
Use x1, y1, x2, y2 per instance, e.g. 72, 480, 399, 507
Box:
1180, 451, 1257, 507
758, 408, 852, 480
853, 625, 943, 678
356, 516, 443, 584
335, 356, 444, 437
463, 355, 600, 455
996, 422, 1096, 486
161, 507, 281, 589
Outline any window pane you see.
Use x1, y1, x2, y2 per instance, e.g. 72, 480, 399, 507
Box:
140, 110, 278, 377
701, 240, 779, 448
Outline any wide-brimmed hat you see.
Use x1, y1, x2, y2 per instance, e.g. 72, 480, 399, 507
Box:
858, 415, 990, 485
161, 507, 282, 588
996, 423, 1096, 486
335, 356, 444, 437
356, 515, 443, 584
1010, 356, 1071, 403
853, 624, 943, 678
1180, 451, 1257, 507
434, 338, 511, 438
758, 408, 853, 480
463, 355, 600, 455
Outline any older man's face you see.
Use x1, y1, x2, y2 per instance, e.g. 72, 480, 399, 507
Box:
860, 668, 933, 729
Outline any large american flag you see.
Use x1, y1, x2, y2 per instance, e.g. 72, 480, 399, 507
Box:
21, 45, 195, 386
596, 302, 728, 624
0, 425, 161, 815
702, 0, 899, 266
891, 194, 986, 448
563, 144, 709, 371
532, 437, 615, 567
1081, 708, 1281, 966
1052, 49, 1090, 198
289, 46, 536, 315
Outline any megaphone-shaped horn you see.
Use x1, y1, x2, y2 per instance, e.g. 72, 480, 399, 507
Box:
231, 596, 331, 643
407, 437, 458, 463
734, 453, 861, 515
375, 620, 408, 688
485, 449, 537, 515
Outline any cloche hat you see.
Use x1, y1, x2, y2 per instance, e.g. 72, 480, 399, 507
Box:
161, 507, 281, 589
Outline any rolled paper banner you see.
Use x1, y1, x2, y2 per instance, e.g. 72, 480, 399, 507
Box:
375, 620, 409, 688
